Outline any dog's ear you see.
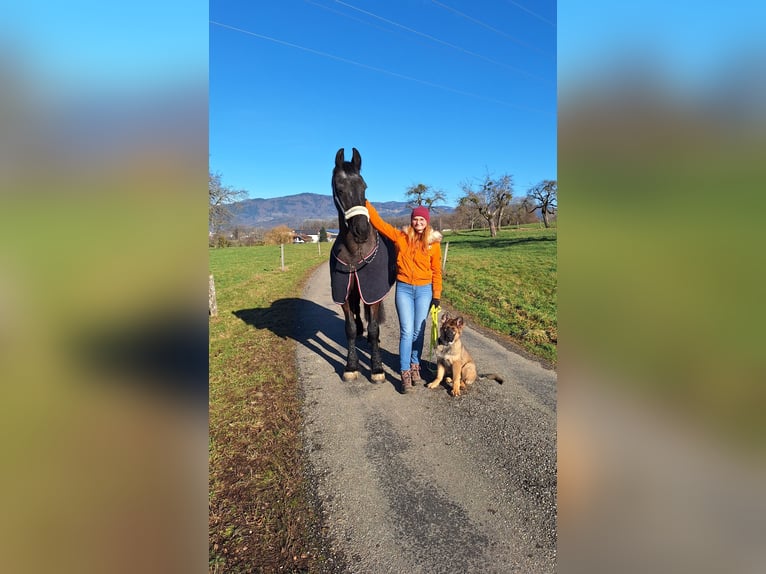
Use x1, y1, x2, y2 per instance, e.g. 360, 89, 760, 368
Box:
455, 317, 464, 328
440, 312, 450, 325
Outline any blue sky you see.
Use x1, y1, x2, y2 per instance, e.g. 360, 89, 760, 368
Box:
558, 1, 766, 95
2, 1, 206, 100
209, 0, 557, 204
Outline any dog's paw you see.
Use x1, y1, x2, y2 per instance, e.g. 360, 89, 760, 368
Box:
451, 381, 466, 397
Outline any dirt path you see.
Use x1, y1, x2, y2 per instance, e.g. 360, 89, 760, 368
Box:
296, 262, 557, 573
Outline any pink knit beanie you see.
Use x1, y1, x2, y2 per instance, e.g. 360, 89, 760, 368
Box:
411, 206, 430, 224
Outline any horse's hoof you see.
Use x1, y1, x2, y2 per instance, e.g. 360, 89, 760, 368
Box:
370, 372, 385, 383
343, 371, 359, 381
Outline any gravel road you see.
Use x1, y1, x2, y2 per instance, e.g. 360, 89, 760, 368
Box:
296, 262, 557, 573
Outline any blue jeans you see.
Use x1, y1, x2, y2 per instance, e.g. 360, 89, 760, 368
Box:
394, 281, 433, 373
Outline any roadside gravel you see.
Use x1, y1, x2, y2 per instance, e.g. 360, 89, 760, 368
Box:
297, 262, 557, 573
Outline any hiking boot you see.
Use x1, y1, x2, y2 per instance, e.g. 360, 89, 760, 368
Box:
400, 370, 413, 394
410, 363, 424, 384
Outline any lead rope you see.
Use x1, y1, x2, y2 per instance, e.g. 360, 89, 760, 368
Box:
426, 302, 441, 373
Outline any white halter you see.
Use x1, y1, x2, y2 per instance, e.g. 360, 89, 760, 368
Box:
343, 205, 369, 222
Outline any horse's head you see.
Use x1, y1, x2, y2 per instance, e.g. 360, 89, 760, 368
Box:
332, 147, 371, 245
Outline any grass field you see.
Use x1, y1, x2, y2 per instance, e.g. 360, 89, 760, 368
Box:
440, 225, 557, 363
208, 226, 557, 572
208, 243, 328, 573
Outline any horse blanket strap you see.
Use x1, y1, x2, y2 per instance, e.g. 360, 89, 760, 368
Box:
330, 233, 395, 305
332, 232, 380, 273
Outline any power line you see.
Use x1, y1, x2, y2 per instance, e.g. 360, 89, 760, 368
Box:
209, 20, 552, 115
304, 0, 395, 37
327, 0, 549, 83
430, 0, 551, 58
506, 0, 556, 28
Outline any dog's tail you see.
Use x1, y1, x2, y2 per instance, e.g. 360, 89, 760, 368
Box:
479, 373, 504, 384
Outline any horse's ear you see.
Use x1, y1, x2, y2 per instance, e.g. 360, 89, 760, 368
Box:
351, 148, 362, 172
335, 148, 345, 169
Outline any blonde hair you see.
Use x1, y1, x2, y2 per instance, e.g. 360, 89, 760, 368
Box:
405, 223, 432, 252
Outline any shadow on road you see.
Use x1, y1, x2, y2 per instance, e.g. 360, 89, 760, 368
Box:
233, 298, 400, 391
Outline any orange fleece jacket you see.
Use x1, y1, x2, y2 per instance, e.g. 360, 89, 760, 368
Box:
366, 200, 442, 299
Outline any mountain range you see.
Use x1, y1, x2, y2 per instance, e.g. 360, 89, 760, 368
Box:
228, 192, 453, 230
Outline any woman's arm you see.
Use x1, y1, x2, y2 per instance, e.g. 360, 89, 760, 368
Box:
365, 200, 400, 243
430, 241, 442, 299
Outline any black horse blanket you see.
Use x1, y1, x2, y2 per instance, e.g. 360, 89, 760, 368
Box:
330, 233, 395, 305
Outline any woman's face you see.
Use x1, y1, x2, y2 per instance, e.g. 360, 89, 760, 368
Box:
411, 216, 428, 233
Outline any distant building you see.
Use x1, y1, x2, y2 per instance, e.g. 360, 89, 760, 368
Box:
292, 230, 317, 243
293, 228, 338, 243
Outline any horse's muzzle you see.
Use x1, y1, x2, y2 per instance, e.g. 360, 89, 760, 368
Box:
348, 217, 371, 244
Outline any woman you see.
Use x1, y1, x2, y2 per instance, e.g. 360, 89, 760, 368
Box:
366, 200, 442, 393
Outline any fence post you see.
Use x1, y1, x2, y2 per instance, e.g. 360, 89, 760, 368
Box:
281, 243, 285, 271
209, 274, 218, 317
442, 241, 449, 272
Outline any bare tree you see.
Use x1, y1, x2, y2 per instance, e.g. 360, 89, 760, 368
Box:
450, 201, 482, 230
506, 198, 539, 227
242, 227, 266, 246
526, 180, 557, 228
458, 172, 514, 237
405, 183, 447, 211
301, 219, 325, 233
209, 170, 247, 234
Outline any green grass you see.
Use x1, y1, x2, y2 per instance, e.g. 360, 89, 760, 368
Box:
208, 243, 328, 573
561, 134, 766, 450
441, 226, 558, 363
208, 230, 557, 571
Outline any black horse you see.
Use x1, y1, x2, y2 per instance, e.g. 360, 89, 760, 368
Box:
329, 148, 395, 381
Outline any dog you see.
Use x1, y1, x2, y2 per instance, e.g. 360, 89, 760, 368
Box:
427, 313, 504, 397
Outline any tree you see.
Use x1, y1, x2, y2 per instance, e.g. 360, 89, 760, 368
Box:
450, 201, 482, 230
526, 180, 557, 228
264, 225, 293, 245
319, 226, 328, 243
506, 198, 539, 227
209, 170, 247, 235
405, 183, 446, 211
301, 219, 324, 233
458, 172, 514, 237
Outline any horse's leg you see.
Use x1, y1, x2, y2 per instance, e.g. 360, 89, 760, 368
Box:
341, 293, 360, 381
366, 302, 385, 382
